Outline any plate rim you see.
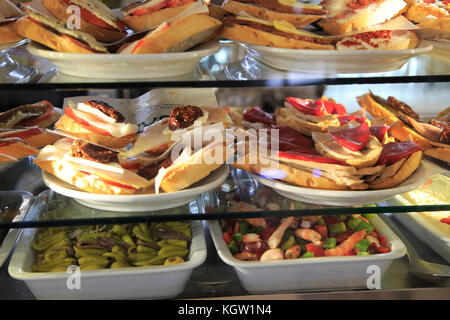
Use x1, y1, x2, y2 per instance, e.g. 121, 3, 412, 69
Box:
42, 164, 230, 202
239, 42, 434, 56
27, 40, 221, 61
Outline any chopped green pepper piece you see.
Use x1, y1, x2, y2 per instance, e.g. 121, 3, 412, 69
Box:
362, 213, 377, 220
328, 222, 347, 234
316, 216, 326, 226
354, 221, 374, 235
228, 240, 240, 254
348, 218, 364, 230
355, 239, 371, 252
233, 233, 243, 243
322, 237, 337, 249
281, 235, 296, 251
336, 214, 347, 220
238, 221, 250, 234
301, 252, 314, 258
357, 251, 371, 256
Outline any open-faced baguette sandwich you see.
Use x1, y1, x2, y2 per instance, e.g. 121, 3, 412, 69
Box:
335, 29, 419, 50
14, 5, 108, 53
275, 96, 366, 136
0, 0, 24, 45
0, 126, 61, 148
221, 0, 326, 28
404, 0, 450, 39
40, 0, 127, 42
0, 137, 40, 162
0, 100, 61, 128
220, 16, 334, 49
121, 0, 198, 32
357, 91, 450, 163
233, 116, 423, 190
117, 12, 222, 53
34, 138, 153, 195
54, 99, 138, 150
319, 0, 408, 35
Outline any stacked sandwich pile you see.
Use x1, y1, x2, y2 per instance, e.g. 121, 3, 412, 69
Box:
12, 0, 223, 54
231, 95, 425, 190
34, 100, 235, 195
215, 0, 421, 50
0, 101, 62, 162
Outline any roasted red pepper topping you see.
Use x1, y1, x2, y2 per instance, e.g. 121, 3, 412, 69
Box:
315, 98, 347, 115
272, 125, 313, 148
242, 106, 277, 126
0, 127, 43, 140
376, 140, 422, 165
329, 122, 370, 152
346, 0, 379, 10
286, 97, 327, 116
370, 125, 390, 143
278, 150, 349, 166
352, 30, 392, 48
440, 218, 450, 225
338, 114, 366, 126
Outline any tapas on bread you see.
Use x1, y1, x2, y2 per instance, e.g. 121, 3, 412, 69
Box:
357, 91, 450, 163
0, 0, 24, 46
404, 0, 450, 39
232, 96, 426, 192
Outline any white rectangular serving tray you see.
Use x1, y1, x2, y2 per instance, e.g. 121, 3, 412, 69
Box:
208, 216, 406, 294
389, 195, 450, 264
9, 220, 206, 300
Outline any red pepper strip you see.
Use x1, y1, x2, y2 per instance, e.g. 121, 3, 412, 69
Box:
305, 243, 325, 257
376, 140, 422, 165
286, 97, 326, 116
440, 218, 450, 225
376, 247, 391, 254
379, 236, 387, 247
278, 150, 349, 165
338, 114, 366, 126
329, 121, 370, 152
223, 232, 232, 244
370, 125, 389, 143
131, 0, 169, 16
259, 227, 276, 241
1, 127, 43, 140
242, 106, 277, 126
315, 98, 347, 115
64, 107, 112, 136
272, 125, 313, 148
60, 34, 102, 53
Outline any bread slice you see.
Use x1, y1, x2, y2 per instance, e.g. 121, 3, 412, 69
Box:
233, 153, 350, 190
121, 2, 196, 32
219, 23, 335, 50
0, 21, 22, 45
0, 138, 39, 162
119, 14, 222, 53
424, 147, 450, 163
222, 0, 322, 28
319, 0, 407, 35
369, 151, 422, 189
41, 0, 125, 42
54, 115, 136, 150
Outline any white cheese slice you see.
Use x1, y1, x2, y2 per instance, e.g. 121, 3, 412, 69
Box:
77, 102, 117, 124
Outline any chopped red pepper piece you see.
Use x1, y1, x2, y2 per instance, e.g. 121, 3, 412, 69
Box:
440, 218, 450, 225
259, 227, 276, 241
223, 232, 232, 244
272, 125, 313, 148
329, 122, 370, 152
376, 247, 391, 254
338, 114, 366, 126
336, 233, 348, 244
278, 150, 349, 165
243, 106, 277, 126
379, 236, 387, 247
316, 98, 347, 115
376, 140, 422, 165
323, 216, 342, 225
305, 243, 325, 257
370, 125, 390, 143
286, 97, 326, 116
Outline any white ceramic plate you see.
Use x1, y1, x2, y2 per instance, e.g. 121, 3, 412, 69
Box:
251, 160, 447, 206
239, 42, 433, 74
422, 40, 450, 62
42, 165, 230, 212
28, 40, 220, 79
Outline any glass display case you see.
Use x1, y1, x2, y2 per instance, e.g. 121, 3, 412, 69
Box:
0, 5, 449, 300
